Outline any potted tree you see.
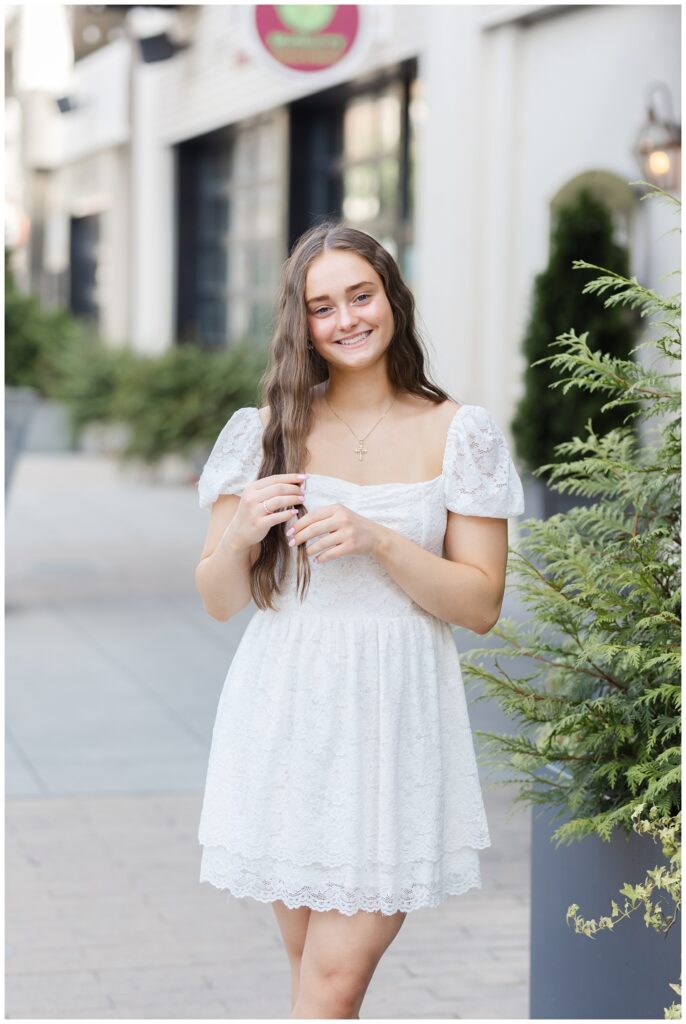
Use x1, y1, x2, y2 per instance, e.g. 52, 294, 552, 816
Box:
461, 183, 681, 1019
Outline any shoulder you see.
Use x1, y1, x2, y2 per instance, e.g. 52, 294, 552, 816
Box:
390, 397, 459, 475
257, 405, 270, 428
434, 399, 462, 426
414, 397, 463, 451
402, 394, 462, 426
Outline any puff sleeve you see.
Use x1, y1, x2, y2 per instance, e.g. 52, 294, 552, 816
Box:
197, 407, 264, 510
442, 405, 525, 518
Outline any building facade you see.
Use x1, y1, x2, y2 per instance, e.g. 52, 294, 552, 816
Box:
6, 3, 681, 419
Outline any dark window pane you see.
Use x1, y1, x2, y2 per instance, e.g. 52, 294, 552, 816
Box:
69, 214, 100, 323
198, 298, 226, 345
197, 246, 227, 288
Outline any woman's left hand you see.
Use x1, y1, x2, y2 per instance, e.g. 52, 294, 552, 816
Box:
285, 503, 383, 564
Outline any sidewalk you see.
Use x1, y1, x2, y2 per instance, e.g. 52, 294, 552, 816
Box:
6, 452, 530, 1019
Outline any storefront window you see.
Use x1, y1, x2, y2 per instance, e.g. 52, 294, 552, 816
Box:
343, 97, 377, 160
176, 111, 287, 348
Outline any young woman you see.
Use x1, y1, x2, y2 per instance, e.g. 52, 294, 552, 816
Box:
195, 221, 525, 1019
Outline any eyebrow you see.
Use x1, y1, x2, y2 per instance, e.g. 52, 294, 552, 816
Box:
305, 281, 376, 305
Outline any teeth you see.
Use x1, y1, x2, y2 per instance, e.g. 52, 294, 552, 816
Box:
338, 331, 371, 346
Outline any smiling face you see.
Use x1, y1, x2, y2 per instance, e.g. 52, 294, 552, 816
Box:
304, 250, 394, 365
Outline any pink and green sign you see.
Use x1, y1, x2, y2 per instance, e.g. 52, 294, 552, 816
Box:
255, 6, 360, 73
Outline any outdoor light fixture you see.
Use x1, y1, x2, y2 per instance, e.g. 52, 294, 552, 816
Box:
125, 5, 189, 63
633, 81, 681, 192
55, 95, 80, 113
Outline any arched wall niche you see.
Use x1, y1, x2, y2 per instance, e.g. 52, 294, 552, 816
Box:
550, 170, 636, 248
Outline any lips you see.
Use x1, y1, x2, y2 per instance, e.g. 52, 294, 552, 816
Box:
335, 330, 372, 347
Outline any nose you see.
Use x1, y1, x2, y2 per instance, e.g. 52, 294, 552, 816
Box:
336, 305, 359, 333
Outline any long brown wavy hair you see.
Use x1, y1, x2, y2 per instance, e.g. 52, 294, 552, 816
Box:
251, 219, 455, 610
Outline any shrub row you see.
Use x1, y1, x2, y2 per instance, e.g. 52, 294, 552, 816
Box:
5, 260, 267, 464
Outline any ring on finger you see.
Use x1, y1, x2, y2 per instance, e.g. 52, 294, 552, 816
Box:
262, 499, 273, 514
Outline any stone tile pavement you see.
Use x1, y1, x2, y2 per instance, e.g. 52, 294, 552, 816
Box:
6, 452, 531, 1019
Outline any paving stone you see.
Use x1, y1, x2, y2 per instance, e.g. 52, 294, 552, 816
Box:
6, 973, 114, 1014
9, 1007, 123, 1021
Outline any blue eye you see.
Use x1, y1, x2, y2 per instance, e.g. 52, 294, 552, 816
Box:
312, 293, 371, 316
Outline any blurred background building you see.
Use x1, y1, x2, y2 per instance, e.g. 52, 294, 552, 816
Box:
4, 3, 681, 413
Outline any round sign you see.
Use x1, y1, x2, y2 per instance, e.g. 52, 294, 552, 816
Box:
254, 5, 360, 74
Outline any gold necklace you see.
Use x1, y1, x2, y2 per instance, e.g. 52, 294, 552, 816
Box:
324, 390, 396, 462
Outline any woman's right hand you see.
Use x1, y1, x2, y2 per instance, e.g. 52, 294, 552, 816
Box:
221, 474, 307, 551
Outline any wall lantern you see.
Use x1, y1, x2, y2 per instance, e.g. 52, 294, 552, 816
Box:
633, 81, 681, 192
125, 5, 189, 64
55, 94, 83, 114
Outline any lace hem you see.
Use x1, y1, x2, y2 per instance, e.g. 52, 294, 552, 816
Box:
198, 843, 484, 916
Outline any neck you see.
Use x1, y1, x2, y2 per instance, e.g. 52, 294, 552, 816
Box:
323, 367, 397, 417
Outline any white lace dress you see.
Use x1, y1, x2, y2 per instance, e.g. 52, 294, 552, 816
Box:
196, 403, 525, 916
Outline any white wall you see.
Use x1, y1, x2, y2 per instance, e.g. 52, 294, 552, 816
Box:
56, 38, 130, 165
420, 4, 680, 433
507, 5, 679, 414
55, 145, 130, 343
416, 5, 487, 407
129, 59, 174, 355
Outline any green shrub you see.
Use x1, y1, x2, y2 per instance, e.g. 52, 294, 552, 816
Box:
5, 254, 85, 395
45, 331, 136, 442
111, 340, 267, 464
5, 254, 268, 463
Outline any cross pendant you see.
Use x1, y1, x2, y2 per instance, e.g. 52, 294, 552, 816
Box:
354, 441, 368, 462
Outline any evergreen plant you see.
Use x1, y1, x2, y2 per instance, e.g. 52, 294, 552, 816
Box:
511, 187, 641, 479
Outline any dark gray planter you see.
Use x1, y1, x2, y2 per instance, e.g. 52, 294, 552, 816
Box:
530, 765, 680, 1019
524, 473, 597, 520
542, 484, 596, 518
5, 386, 39, 494
522, 474, 597, 520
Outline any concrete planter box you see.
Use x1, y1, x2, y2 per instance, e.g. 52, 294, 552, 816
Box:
5, 386, 40, 492
530, 764, 680, 1019
76, 419, 132, 455
22, 397, 75, 453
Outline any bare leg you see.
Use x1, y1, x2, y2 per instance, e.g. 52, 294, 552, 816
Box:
292, 908, 407, 1019
272, 900, 312, 1011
